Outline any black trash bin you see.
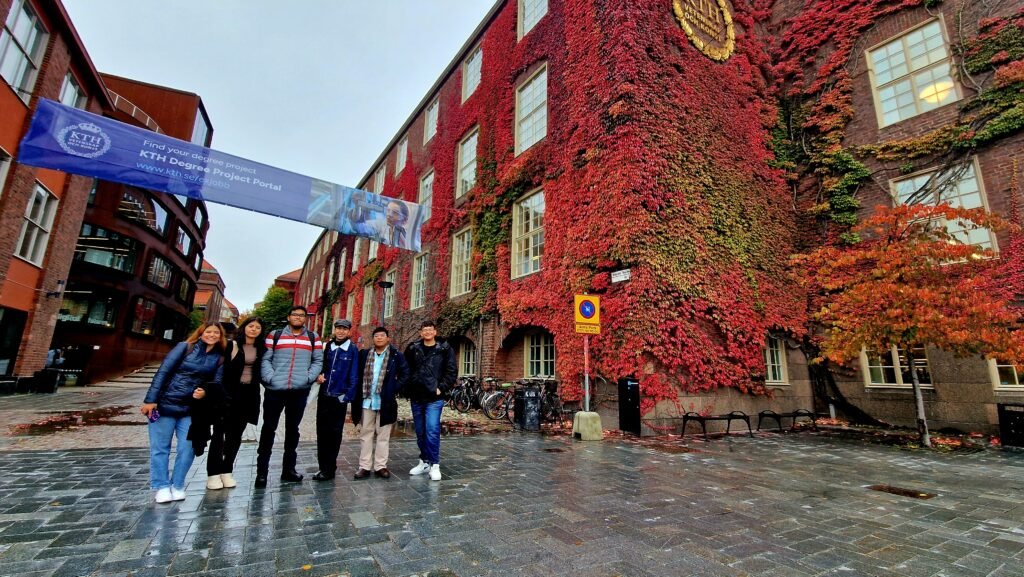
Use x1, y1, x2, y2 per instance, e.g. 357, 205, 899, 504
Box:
514, 385, 542, 431
997, 403, 1024, 448
618, 377, 641, 435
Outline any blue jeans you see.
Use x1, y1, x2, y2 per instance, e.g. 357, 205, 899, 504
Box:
148, 414, 195, 490
411, 399, 444, 464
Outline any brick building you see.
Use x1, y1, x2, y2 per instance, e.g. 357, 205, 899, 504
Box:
296, 0, 1023, 433
0, 0, 214, 385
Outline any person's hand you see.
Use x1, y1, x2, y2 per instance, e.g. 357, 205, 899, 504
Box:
141, 403, 157, 417
436, 388, 442, 396
316, 374, 325, 384
193, 388, 206, 400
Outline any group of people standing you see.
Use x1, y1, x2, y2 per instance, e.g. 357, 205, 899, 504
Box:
140, 305, 456, 504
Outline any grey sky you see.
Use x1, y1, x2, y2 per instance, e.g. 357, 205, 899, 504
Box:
62, 0, 496, 313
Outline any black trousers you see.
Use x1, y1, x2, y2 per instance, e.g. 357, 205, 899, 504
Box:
316, 394, 348, 474
207, 415, 247, 475
256, 389, 309, 475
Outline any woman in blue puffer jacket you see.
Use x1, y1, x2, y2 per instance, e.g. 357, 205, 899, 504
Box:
140, 322, 226, 504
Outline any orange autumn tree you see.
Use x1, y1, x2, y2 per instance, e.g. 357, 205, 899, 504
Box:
796, 203, 1024, 447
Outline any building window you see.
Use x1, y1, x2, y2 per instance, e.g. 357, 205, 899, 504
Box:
147, 256, 174, 290
892, 161, 993, 249
861, 346, 932, 388
58, 293, 117, 328
351, 238, 362, 273
191, 107, 211, 146
74, 223, 138, 273
527, 333, 555, 377
515, 65, 548, 155
178, 278, 191, 303
175, 226, 192, 256
764, 335, 788, 385
374, 164, 386, 193
989, 360, 1024, 392
131, 297, 158, 335
0, 147, 12, 199
460, 341, 477, 376
512, 189, 544, 278
519, 0, 548, 39
411, 252, 429, 309
462, 46, 482, 101
419, 171, 434, 222
362, 284, 374, 324
346, 291, 355, 322
383, 269, 396, 318
450, 227, 474, 297
397, 136, 408, 173
0, 0, 47, 101
339, 248, 347, 281
368, 240, 379, 261
58, 73, 85, 109
16, 184, 58, 266
424, 99, 439, 144
868, 20, 958, 127
194, 208, 205, 232
119, 188, 168, 235
457, 128, 479, 198
194, 251, 202, 272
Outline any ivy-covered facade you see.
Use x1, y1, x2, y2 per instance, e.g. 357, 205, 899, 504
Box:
294, 0, 1024, 433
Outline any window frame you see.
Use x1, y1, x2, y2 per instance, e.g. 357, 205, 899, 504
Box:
865, 17, 960, 128
383, 269, 397, 318
989, 359, 1024, 393
450, 226, 474, 297
860, 345, 934, 389
518, 0, 548, 40
424, 98, 439, 144
15, 182, 58, 267
525, 332, 556, 377
146, 254, 175, 291
361, 284, 374, 324
0, 146, 12, 199
130, 297, 158, 336
351, 238, 362, 273
396, 136, 408, 174
411, 252, 429, 310
419, 170, 434, 222
74, 223, 139, 274
514, 64, 548, 155
374, 164, 387, 193
460, 341, 477, 376
58, 72, 86, 109
0, 0, 48, 102
889, 158, 996, 251
764, 334, 789, 386
456, 127, 479, 199
462, 44, 483, 102
511, 187, 545, 279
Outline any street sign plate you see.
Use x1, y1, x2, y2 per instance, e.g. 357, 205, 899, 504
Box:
576, 323, 600, 334
611, 269, 631, 283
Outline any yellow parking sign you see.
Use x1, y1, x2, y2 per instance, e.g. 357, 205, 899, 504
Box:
574, 295, 600, 325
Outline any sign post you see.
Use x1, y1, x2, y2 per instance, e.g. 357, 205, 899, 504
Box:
574, 295, 601, 412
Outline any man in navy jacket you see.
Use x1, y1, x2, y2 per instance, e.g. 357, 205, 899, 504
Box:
313, 319, 360, 481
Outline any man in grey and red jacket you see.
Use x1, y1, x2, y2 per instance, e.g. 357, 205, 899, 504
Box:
255, 305, 323, 487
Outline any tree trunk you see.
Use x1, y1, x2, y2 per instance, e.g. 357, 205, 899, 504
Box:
910, 367, 931, 448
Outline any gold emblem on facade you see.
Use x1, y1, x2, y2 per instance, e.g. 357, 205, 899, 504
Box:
673, 0, 736, 61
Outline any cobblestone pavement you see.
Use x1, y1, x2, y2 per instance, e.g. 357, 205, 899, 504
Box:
1, 388, 1023, 576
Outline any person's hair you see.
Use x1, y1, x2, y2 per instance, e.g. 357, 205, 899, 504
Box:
186, 321, 227, 351
372, 326, 389, 337
235, 316, 267, 352
288, 305, 307, 316
389, 201, 410, 222
420, 320, 436, 329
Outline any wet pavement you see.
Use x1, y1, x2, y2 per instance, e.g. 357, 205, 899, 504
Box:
1, 385, 1023, 576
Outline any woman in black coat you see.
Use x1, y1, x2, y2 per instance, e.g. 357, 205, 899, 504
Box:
203, 317, 266, 490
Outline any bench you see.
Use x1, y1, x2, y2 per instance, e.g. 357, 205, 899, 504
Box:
681, 411, 753, 441
757, 409, 818, 432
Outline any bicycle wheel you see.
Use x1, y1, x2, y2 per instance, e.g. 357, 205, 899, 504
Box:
542, 393, 562, 423
454, 389, 472, 413
504, 392, 515, 424
481, 392, 504, 419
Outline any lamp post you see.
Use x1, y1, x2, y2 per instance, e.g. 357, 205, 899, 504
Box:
376, 280, 394, 326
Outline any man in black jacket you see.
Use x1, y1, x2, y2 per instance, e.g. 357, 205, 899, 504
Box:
404, 320, 457, 481
313, 319, 359, 481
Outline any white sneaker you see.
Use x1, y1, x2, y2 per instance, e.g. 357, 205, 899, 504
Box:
220, 473, 237, 488
409, 460, 430, 476
154, 488, 173, 504
206, 475, 223, 490
429, 464, 441, 481
170, 487, 186, 501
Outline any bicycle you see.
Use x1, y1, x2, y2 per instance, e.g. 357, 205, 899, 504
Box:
452, 375, 487, 413
481, 381, 515, 420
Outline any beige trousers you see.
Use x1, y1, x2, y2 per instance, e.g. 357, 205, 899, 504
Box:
358, 408, 392, 471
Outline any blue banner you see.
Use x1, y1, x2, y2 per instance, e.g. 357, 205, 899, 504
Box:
17, 99, 424, 252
